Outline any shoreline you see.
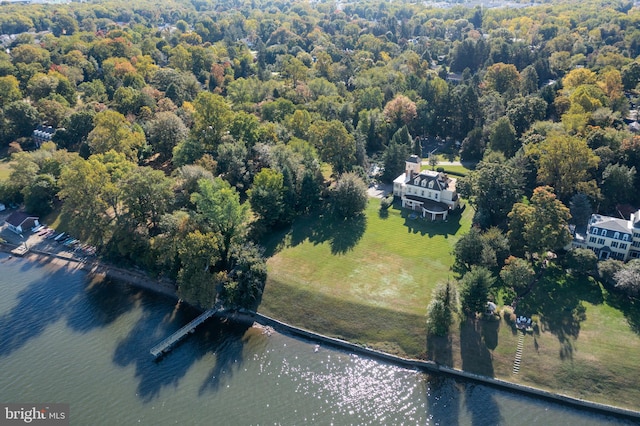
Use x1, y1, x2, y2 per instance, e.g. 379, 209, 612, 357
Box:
0, 244, 178, 299
3, 247, 639, 421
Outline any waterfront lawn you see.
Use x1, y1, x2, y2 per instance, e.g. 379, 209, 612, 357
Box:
262, 203, 640, 410
509, 267, 640, 409
261, 197, 473, 356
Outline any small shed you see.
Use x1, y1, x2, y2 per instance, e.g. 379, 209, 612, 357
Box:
5, 211, 39, 234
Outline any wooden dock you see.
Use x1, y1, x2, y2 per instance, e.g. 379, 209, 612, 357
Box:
150, 305, 222, 358
10, 244, 29, 257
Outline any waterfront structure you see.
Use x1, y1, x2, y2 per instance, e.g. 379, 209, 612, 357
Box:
4, 211, 39, 235
572, 210, 640, 260
392, 155, 459, 220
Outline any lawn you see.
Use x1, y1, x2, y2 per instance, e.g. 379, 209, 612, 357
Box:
260, 197, 640, 411
421, 162, 475, 177
260, 198, 472, 355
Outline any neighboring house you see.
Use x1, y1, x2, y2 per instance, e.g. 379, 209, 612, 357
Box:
4, 211, 39, 235
32, 125, 56, 148
393, 155, 460, 220
573, 210, 640, 261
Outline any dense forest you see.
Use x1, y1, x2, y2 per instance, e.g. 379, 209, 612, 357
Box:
1, 0, 640, 309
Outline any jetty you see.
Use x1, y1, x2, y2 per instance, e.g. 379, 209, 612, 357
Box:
10, 244, 29, 256
150, 305, 222, 358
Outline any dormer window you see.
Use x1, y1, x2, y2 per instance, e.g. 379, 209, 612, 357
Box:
421, 180, 426, 187
592, 227, 599, 235
428, 180, 434, 189
414, 178, 420, 186
601, 228, 607, 236
623, 234, 630, 241
614, 232, 620, 240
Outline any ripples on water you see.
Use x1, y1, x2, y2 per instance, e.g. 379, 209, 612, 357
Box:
0, 254, 635, 425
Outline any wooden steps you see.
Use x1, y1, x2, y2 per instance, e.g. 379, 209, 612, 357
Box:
513, 331, 525, 375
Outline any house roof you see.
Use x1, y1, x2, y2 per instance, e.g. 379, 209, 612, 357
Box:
406, 170, 450, 192
590, 215, 630, 234
5, 211, 39, 227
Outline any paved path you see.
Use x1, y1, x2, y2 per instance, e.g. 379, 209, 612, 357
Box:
367, 182, 392, 198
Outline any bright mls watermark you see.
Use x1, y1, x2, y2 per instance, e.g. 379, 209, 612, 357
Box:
1, 404, 68, 425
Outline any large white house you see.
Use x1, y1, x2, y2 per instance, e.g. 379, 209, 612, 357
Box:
393, 155, 460, 220
573, 210, 640, 261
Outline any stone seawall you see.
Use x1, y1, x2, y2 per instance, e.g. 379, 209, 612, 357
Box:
231, 310, 640, 421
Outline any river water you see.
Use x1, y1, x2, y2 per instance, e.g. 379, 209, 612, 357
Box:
0, 253, 633, 425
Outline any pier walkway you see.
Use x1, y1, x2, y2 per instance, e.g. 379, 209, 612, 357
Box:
150, 305, 222, 358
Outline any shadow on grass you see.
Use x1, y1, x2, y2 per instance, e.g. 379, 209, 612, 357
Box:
604, 290, 640, 335
262, 211, 367, 257
398, 203, 464, 238
426, 333, 453, 366
459, 318, 495, 377
515, 265, 603, 360
260, 278, 425, 358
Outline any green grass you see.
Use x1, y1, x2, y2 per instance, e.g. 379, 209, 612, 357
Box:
421, 162, 475, 176
260, 198, 473, 355
42, 205, 69, 232
261, 198, 640, 410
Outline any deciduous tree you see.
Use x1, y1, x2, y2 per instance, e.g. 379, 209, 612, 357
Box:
525, 132, 599, 201
383, 94, 417, 131
87, 110, 146, 161
331, 172, 368, 219
122, 167, 174, 231
0, 75, 22, 108
248, 168, 285, 227
508, 186, 572, 257
177, 230, 222, 308
145, 111, 188, 161
500, 256, 535, 293
191, 178, 248, 267
457, 160, 524, 227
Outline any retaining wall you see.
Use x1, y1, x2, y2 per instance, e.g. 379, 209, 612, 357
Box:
232, 310, 640, 421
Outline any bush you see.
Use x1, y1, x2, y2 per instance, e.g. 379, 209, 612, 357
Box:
380, 195, 393, 210
599, 258, 624, 288
613, 259, 640, 298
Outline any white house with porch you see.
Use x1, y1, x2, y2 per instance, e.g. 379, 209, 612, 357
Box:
393, 155, 460, 220
575, 210, 640, 261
